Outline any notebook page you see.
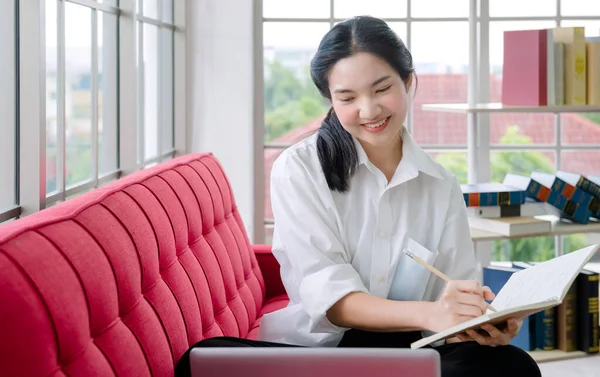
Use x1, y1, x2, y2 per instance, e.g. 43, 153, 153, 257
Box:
489, 245, 598, 311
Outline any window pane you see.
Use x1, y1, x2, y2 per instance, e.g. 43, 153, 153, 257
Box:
560, 20, 600, 37
97, 0, 118, 6
493, 236, 556, 262
143, 23, 159, 160
490, 114, 556, 145
99, 12, 118, 176
162, 0, 173, 23
264, 148, 284, 226
561, 113, 600, 145
334, 0, 407, 19
490, 150, 556, 183
561, 151, 600, 176
263, 22, 330, 143
143, 0, 159, 19
428, 151, 467, 184
489, 0, 556, 17
46, 0, 58, 194
489, 21, 556, 74
410, 22, 468, 145
0, 0, 15, 211
264, 0, 330, 18
387, 22, 407, 45
561, 0, 600, 17
65, 2, 93, 187
411, 0, 468, 18
161, 28, 174, 153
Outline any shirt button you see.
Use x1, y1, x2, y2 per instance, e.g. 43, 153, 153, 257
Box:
379, 231, 386, 238
377, 275, 385, 283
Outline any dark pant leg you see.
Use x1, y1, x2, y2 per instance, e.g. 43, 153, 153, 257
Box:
435, 341, 541, 377
175, 336, 300, 377
337, 329, 423, 348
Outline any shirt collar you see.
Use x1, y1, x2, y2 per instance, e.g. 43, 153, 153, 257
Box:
353, 127, 444, 181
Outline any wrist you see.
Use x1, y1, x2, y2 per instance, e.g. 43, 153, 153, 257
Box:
420, 301, 438, 332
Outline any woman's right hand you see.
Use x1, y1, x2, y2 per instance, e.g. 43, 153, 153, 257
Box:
425, 280, 494, 333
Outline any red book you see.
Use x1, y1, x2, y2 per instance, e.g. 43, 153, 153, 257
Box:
501, 29, 548, 106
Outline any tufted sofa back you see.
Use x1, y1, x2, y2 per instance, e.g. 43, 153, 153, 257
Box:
0, 153, 267, 377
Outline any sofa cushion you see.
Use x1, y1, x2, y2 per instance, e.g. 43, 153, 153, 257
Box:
0, 153, 270, 377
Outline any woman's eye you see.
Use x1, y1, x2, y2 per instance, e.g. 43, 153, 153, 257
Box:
340, 97, 354, 103
376, 85, 391, 93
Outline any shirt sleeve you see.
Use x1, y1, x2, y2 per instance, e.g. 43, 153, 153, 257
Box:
436, 176, 478, 283
269, 163, 369, 334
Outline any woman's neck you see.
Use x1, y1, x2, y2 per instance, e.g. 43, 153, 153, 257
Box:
360, 133, 403, 182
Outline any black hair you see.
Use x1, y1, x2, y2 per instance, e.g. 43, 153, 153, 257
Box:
310, 16, 416, 192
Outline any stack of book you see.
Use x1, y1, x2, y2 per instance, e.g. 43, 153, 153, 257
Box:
462, 172, 600, 236
502, 26, 600, 106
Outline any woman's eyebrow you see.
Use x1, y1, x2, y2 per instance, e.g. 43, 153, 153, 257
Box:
333, 75, 392, 94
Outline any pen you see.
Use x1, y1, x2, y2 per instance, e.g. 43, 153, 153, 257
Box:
404, 250, 497, 312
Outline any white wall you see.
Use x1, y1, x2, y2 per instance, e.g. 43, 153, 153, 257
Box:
186, 0, 262, 242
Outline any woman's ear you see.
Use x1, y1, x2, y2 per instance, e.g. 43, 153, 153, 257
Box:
405, 74, 413, 93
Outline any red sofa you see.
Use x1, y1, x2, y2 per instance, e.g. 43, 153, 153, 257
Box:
0, 153, 289, 377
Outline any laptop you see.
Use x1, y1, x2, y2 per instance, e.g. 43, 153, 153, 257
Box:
190, 347, 441, 377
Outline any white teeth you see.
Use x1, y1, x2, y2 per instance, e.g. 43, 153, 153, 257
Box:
364, 117, 388, 128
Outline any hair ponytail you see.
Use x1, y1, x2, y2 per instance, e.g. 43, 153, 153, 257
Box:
316, 108, 358, 192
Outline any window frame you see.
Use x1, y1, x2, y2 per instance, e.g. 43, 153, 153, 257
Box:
4, 0, 186, 223
257, 0, 600, 252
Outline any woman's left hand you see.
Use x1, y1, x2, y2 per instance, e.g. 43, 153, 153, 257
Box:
454, 318, 522, 347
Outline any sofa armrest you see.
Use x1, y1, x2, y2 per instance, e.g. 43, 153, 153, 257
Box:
253, 244, 287, 300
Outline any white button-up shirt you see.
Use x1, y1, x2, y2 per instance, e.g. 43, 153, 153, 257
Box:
258, 127, 477, 347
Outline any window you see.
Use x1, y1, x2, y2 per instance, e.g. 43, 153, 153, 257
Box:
262, 0, 475, 242
0, 0, 17, 221
260, 0, 600, 263
1, 0, 183, 223
136, 0, 175, 167
45, 0, 119, 204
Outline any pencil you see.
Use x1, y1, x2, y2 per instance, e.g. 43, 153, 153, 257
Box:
404, 250, 497, 312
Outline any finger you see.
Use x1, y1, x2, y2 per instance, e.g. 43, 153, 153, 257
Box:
456, 292, 488, 314
455, 304, 485, 318
465, 329, 493, 346
507, 318, 520, 334
454, 333, 473, 342
480, 323, 503, 338
453, 280, 484, 296
482, 286, 496, 301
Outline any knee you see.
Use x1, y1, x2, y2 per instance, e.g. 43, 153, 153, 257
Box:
491, 345, 541, 377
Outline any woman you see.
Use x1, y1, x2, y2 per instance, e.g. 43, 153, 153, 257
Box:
177, 16, 541, 377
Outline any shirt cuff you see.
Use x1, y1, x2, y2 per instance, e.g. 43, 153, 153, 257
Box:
299, 263, 369, 334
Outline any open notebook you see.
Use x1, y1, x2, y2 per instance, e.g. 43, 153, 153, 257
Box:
411, 243, 600, 349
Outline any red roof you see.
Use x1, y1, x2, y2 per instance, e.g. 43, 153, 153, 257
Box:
264, 74, 600, 220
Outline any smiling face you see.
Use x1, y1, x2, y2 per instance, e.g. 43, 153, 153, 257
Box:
328, 52, 411, 149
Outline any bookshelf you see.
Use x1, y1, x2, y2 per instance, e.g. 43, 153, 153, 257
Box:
470, 215, 600, 242
422, 102, 600, 114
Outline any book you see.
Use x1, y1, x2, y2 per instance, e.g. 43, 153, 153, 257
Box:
410, 244, 600, 350
512, 261, 556, 351
586, 37, 600, 105
502, 29, 548, 106
552, 27, 587, 105
556, 170, 600, 199
466, 198, 553, 218
577, 269, 599, 353
531, 171, 598, 219
483, 265, 535, 350
461, 183, 527, 207
503, 173, 590, 224
468, 216, 551, 237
